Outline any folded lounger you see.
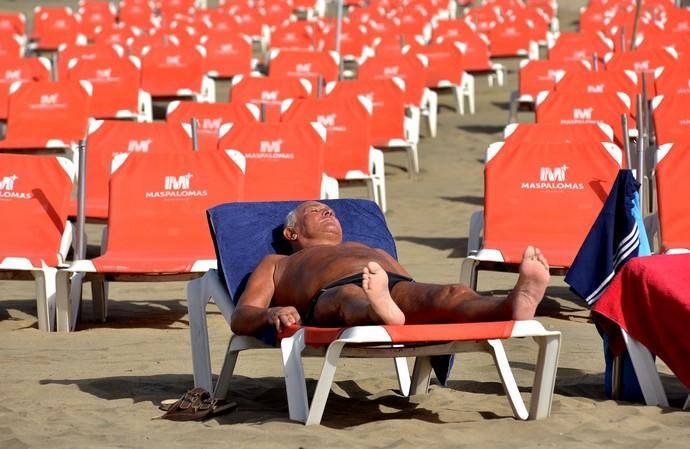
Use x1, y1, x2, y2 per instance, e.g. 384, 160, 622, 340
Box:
187, 199, 561, 425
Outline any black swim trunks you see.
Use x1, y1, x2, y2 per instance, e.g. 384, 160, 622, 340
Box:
303, 272, 414, 325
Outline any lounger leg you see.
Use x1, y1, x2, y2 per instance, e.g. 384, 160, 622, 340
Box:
213, 336, 253, 400
496, 66, 506, 87
410, 356, 433, 395
394, 357, 411, 396
486, 339, 529, 420
33, 268, 57, 332
406, 143, 419, 178
621, 329, 669, 408
187, 276, 214, 393
528, 333, 562, 419
425, 90, 438, 138
92, 280, 108, 322
370, 149, 387, 213
508, 90, 519, 124
464, 74, 476, 114
281, 331, 309, 422
56, 271, 71, 332
366, 179, 379, 208
56, 271, 70, 332
453, 86, 464, 115
305, 341, 347, 425
377, 173, 387, 213
459, 258, 480, 290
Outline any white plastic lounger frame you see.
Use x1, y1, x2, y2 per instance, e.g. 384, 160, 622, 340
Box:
187, 270, 561, 425
0, 157, 75, 332
621, 329, 690, 410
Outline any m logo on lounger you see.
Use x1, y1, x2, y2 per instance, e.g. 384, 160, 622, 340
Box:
634, 60, 650, 72
384, 66, 400, 76
127, 139, 152, 153
40, 93, 59, 105
245, 139, 294, 159
201, 118, 223, 132
261, 91, 278, 102
540, 165, 568, 182
165, 173, 192, 190
546, 70, 561, 81
166, 56, 182, 66
586, 84, 605, 93
572, 107, 593, 120
0, 174, 31, 199
296, 63, 312, 73
4, 70, 21, 80
96, 68, 113, 79
260, 139, 282, 153
219, 44, 235, 53
0, 174, 18, 190
521, 165, 584, 191
316, 114, 336, 128
145, 173, 208, 198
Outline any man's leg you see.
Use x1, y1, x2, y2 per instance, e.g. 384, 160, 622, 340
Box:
309, 247, 549, 326
391, 246, 550, 324
309, 272, 406, 326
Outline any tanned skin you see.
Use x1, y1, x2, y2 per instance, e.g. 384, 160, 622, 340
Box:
230, 202, 550, 336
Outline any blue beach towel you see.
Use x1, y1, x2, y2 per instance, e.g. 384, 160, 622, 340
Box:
566, 169, 651, 306
565, 169, 651, 402
207, 199, 397, 344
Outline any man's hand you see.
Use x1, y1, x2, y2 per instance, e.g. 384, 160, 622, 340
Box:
266, 306, 301, 332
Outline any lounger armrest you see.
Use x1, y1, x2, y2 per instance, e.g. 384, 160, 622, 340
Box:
467, 210, 484, 256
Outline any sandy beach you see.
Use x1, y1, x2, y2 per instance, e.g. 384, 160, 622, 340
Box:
1, 1, 689, 448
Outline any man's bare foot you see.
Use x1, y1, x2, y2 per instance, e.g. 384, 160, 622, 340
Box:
508, 246, 550, 320
362, 261, 406, 325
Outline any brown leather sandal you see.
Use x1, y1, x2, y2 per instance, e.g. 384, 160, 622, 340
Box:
157, 387, 236, 421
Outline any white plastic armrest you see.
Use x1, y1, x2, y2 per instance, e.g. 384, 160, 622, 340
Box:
467, 210, 484, 256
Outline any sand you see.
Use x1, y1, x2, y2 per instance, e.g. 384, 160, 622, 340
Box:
1, 1, 689, 448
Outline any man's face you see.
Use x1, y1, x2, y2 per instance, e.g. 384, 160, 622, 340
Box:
295, 201, 342, 242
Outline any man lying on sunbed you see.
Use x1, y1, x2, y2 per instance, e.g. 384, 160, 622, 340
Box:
230, 201, 550, 335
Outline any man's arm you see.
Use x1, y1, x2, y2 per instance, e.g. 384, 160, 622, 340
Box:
230, 255, 301, 336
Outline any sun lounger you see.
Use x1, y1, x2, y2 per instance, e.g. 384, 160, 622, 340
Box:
186, 199, 561, 425
0, 153, 74, 331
